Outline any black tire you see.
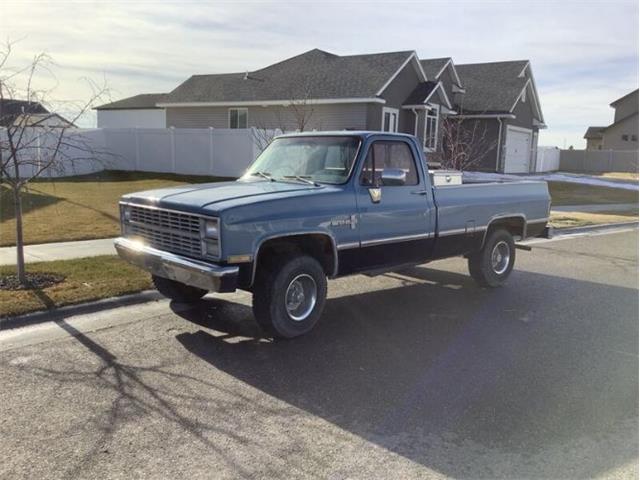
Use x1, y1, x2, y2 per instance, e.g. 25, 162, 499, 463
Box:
468, 228, 516, 288
152, 275, 207, 302
252, 255, 328, 338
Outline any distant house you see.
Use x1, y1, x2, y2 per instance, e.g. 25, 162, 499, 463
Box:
584, 89, 639, 151
0, 99, 75, 128
95, 93, 167, 128
98, 49, 546, 172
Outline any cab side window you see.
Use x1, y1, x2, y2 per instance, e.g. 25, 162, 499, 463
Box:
360, 141, 419, 186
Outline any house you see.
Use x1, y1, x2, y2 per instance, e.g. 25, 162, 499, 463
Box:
453, 60, 545, 173
584, 89, 638, 151
0, 99, 75, 128
96, 93, 167, 128
97, 49, 545, 173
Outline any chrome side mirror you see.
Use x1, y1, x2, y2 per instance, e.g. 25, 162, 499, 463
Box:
381, 168, 407, 186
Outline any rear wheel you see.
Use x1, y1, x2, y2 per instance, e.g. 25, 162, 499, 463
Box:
252, 255, 327, 338
152, 275, 207, 302
468, 228, 516, 287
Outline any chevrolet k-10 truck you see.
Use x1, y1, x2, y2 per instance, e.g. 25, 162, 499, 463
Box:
115, 132, 551, 338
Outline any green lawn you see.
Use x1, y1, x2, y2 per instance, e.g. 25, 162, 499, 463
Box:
548, 181, 638, 206
1, 171, 229, 247
0, 255, 153, 318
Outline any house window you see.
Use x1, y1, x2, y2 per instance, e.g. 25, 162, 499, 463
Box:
632, 134, 638, 142
381, 107, 399, 132
229, 108, 248, 129
424, 105, 439, 151
621, 134, 629, 141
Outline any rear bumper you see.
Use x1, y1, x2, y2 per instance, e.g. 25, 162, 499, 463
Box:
114, 237, 238, 293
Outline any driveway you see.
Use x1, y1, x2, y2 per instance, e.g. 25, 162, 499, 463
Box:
0, 231, 637, 479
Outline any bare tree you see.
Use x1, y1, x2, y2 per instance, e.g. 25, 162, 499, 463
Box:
251, 79, 318, 152
432, 115, 497, 171
0, 41, 109, 285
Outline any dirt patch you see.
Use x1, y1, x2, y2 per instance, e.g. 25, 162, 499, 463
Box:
0, 272, 65, 291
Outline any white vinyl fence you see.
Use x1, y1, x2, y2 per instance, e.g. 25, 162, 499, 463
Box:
4, 127, 274, 179
535, 146, 560, 172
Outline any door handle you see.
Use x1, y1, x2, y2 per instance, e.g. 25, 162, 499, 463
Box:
411, 190, 428, 195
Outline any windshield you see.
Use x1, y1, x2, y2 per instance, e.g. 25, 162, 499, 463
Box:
242, 136, 361, 185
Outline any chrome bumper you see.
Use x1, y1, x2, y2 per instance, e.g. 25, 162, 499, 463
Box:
114, 237, 238, 292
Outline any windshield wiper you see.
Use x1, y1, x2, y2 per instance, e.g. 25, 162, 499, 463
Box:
250, 171, 275, 181
282, 175, 320, 186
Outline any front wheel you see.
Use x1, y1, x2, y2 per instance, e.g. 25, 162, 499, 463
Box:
252, 255, 328, 338
468, 228, 516, 288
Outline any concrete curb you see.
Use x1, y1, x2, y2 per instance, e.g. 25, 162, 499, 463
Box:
552, 221, 639, 237
0, 290, 164, 331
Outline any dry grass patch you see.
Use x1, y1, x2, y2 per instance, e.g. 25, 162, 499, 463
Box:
550, 210, 638, 229
548, 181, 638, 206
0, 255, 153, 318
596, 172, 639, 181
0, 171, 229, 247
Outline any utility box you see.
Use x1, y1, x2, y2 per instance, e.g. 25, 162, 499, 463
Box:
429, 170, 462, 186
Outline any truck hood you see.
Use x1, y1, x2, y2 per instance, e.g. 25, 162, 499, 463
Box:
121, 180, 322, 213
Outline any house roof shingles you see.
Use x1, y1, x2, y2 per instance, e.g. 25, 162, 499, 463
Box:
419, 58, 450, 80
455, 60, 529, 114
0, 99, 49, 126
96, 93, 168, 110
403, 81, 439, 105
161, 49, 415, 104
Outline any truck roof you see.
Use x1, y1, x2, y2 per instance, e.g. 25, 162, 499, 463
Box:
277, 131, 417, 140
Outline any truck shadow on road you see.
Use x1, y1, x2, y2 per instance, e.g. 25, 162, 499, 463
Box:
173, 265, 639, 478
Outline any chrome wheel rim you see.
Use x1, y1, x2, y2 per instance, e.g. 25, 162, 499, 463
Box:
491, 241, 511, 275
285, 274, 317, 321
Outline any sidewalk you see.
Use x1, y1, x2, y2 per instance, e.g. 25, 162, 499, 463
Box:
0, 238, 116, 266
551, 203, 638, 213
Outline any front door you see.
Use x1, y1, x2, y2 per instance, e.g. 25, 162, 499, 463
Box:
354, 139, 435, 271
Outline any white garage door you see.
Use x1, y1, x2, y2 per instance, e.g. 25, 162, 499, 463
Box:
504, 127, 532, 173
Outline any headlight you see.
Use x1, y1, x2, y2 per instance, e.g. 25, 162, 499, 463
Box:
123, 206, 131, 221
204, 220, 218, 238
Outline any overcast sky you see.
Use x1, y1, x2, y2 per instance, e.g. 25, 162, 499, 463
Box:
2, 0, 638, 147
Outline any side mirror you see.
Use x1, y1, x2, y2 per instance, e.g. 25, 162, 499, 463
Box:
381, 168, 407, 186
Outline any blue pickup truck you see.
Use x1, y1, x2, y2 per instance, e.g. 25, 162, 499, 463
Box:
115, 132, 550, 337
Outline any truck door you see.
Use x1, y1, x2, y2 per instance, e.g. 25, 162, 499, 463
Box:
354, 139, 435, 271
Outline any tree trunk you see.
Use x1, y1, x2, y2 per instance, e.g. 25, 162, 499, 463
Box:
12, 186, 27, 284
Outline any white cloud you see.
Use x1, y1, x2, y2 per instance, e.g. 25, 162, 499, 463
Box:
2, 0, 637, 146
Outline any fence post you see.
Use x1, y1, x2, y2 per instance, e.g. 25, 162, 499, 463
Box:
209, 127, 215, 175
170, 127, 176, 173
608, 149, 614, 172
134, 128, 140, 171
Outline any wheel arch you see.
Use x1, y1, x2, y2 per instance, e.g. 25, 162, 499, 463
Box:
250, 231, 338, 287
481, 214, 527, 248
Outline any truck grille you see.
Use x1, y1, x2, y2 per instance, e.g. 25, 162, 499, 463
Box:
124, 205, 205, 259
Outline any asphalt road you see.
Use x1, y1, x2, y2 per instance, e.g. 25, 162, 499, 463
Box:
1, 231, 638, 479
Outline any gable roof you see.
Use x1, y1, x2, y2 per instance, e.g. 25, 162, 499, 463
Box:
0, 99, 49, 126
159, 49, 418, 106
584, 126, 606, 139
403, 81, 452, 109
95, 93, 168, 110
455, 60, 530, 114
420, 57, 463, 87
610, 89, 639, 108
420, 58, 450, 80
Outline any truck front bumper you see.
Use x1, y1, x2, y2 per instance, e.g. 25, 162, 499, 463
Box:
114, 237, 238, 293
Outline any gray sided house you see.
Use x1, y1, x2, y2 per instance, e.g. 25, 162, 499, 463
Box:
584, 89, 638, 151
158, 49, 452, 154
96, 49, 545, 173
453, 60, 545, 173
